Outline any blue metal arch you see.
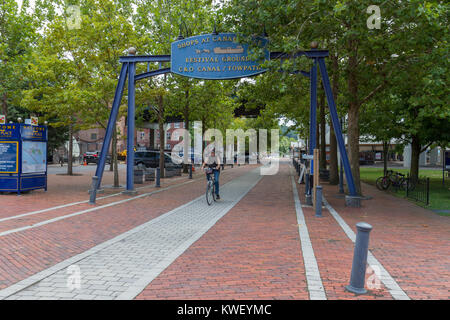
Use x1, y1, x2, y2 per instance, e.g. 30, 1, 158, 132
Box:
91, 48, 357, 203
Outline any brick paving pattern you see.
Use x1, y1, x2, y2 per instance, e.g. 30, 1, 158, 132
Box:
321, 182, 450, 300
136, 164, 309, 300
0, 160, 448, 300
4, 168, 262, 300
0, 165, 254, 292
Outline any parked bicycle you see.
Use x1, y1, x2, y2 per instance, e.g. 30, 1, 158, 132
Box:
376, 170, 415, 191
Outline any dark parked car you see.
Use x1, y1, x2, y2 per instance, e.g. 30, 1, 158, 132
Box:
134, 150, 182, 169
83, 151, 111, 165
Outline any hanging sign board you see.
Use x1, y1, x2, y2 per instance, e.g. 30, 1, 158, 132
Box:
171, 33, 269, 80
0, 115, 5, 124
21, 125, 47, 141
31, 117, 39, 126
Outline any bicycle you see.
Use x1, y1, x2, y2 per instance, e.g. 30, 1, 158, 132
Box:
376, 170, 414, 191
204, 167, 217, 205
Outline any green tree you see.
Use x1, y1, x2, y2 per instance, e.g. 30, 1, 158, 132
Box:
0, 0, 39, 121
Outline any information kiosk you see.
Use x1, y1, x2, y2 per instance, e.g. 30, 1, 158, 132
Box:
0, 123, 48, 194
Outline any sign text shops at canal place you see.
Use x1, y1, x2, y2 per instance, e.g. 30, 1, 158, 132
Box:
171, 33, 269, 79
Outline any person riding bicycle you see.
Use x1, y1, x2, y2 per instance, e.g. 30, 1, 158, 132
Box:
202, 149, 221, 200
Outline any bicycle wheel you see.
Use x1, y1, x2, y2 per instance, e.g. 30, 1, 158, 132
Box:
212, 181, 217, 202
376, 177, 384, 190
376, 176, 390, 190
206, 180, 214, 205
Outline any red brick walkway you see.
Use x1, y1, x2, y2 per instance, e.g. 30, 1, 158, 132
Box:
321, 182, 450, 300
0, 165, 255, 290
136, 163, 308, 300
0, 160, 448, 300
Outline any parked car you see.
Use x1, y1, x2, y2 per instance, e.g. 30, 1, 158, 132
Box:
83, 151, 111, 165
134, 150, 182, 169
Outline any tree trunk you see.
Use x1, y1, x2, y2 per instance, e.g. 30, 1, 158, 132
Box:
183, 89, 190, 173
347, 45, 362, 195
67, 124, 73, 176
1, 93, 7, 118
329, 53, 339, 185
410, 135, 421, 183
113, 125, 119, 187
158, 95, 165, 178
319, 87, 326, 171
383, 140, 389, 176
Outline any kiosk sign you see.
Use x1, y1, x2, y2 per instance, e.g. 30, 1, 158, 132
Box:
21, 125, 47, 141
0, 141, 18, 173
171, 33, 269, 80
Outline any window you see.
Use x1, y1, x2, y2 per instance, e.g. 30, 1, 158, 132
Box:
166, 131, 172, 140
174, 123, 180, 128
140, 132, 145, 139
166, 144, 171, 150
91, 133, 97, 140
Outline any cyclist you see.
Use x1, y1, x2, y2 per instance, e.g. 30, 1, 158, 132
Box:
202, 149, 221, 199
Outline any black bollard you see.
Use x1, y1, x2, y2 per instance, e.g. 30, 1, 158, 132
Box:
89, 176, 98, 205
315, 185, 323, 217
155, 167, 160, 188
345, 222, 373, 294
189, 164, 193, 179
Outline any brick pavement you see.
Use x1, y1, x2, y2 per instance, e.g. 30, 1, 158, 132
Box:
3, 168, 263, 300
0, 159, 448, 300
0, 164, 255, 291
136, 163, 309, 300
321, 181, 450, 300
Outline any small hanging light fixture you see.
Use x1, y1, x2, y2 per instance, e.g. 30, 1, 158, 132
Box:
212, 21, 218, 35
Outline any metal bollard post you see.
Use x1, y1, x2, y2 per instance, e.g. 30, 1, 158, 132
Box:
305, 173, 313, 205
155, 167, 160, 188
345, 222, 373, 294
315, 185, 323, 217
305, 172, 310, 194
89, 176, 98, 205
189, 164, 193, 179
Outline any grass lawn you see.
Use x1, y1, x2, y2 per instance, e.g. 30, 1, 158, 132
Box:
359, 167, 450, 216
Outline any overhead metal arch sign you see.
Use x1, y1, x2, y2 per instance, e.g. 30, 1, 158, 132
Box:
171, 33, 269, 80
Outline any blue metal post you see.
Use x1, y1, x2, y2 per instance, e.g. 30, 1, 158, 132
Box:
339, 117, 345, 194
126, 60, 136, 193
309, 59, 317, 164
93, 63, 128, 192
317, 57, 357, 196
